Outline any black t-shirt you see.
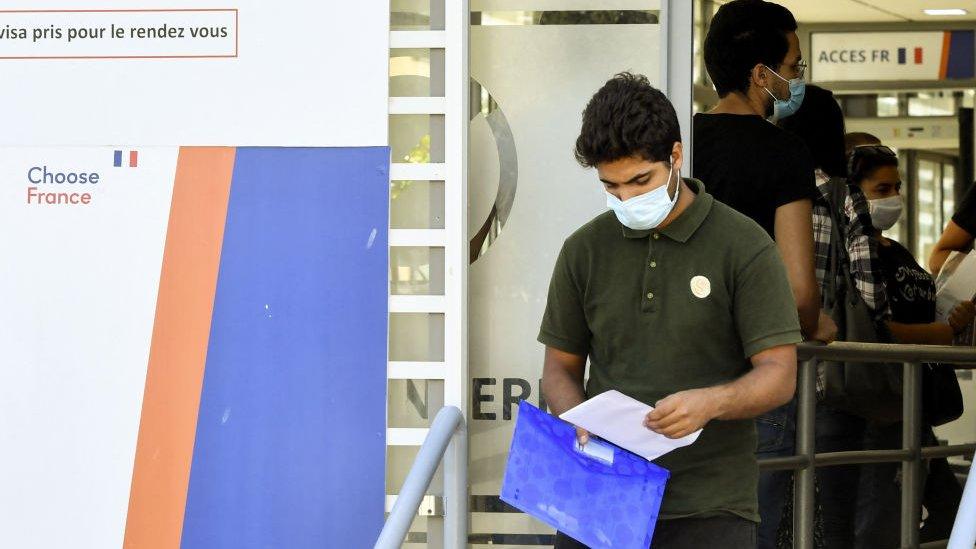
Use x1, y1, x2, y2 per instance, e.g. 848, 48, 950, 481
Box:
952, 182, 976, 235
878, 239, 936, 324
692, 113, 817, 237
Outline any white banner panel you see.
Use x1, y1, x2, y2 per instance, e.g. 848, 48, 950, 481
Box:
0, 147, 176, 549
0, 1, 388, 146
811, 31, 946, 82
0, 9, 236, 58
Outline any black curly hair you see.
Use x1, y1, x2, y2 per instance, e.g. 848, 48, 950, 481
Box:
574, 72, 681, 168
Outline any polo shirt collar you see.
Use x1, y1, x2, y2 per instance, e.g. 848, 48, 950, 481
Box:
620, 178, 713, 242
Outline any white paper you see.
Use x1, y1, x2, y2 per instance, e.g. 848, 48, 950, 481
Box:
935, 250, 976, 322
560, 390, 701, 462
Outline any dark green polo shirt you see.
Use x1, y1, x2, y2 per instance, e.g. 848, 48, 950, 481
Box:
538, 178, 801, 522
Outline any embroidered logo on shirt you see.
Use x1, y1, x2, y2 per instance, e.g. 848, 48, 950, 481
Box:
690, 276, 711, 299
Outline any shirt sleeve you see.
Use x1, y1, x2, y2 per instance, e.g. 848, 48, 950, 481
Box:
733, 244, 803, 358
537, 242, 591, 357
811, 193, 831, 290
952, 184, 976, 236
772, 139, 818, 209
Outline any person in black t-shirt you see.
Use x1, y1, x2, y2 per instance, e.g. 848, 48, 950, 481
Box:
695, 3, 837, 548
693, 0, 833, 343
848, 145, 975, 547
930, 182, 976, 274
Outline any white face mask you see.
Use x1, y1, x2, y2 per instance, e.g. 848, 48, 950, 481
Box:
868, 196, 903, 231
606, 159, 678, 230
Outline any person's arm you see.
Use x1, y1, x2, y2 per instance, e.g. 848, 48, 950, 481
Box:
541, 347, 586, 416
541, 347, 590, 444
644, 344, 797, 438
929, 220, 974, 275
774, 199, 821, 337
887, 321, 953, 346
887, 301, 976, 345
537, 241, 592, 443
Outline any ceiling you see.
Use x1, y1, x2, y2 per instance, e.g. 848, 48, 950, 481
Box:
718, 0, 976, 23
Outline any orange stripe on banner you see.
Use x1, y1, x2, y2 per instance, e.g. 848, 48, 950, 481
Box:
940, 31, 952, 80
123, 147, 236, 549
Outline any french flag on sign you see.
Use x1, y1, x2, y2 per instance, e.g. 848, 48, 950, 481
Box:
897, 47, 924, 65
113, 150, 138, 168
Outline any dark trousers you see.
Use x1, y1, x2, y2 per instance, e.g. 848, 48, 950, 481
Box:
757, 402, 869, 548
553, 516, 757, 549
756, 399, 798, 549
815, 404, 866, 548
856, 423, 964, 547
854, 420, 901, 549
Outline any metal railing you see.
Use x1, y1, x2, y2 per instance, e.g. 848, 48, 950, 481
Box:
375, 406, 467, 549
759, 342, 976, 549
379, 343, 976, 549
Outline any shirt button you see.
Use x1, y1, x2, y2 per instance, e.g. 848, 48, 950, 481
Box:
650, 261, 657, 268
647, 292, 654, 300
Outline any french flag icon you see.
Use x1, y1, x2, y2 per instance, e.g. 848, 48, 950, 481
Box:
113, 150, 139, 168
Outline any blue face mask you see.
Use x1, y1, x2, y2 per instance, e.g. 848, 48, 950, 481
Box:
606, 159, 678, 230
763, 65, 805, 120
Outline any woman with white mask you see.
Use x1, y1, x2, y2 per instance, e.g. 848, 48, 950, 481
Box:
847, 144, 975, 548
849, 145, 975, 346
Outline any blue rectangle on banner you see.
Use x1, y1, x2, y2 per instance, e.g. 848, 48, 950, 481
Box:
181, 147, 390, 549
947, 31, 975, 79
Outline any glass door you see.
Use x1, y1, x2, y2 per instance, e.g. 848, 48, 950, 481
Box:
903, 150, 961, 266
468, 2, 664, 545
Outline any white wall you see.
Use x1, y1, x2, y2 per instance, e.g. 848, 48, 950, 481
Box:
0, 0, 390, 146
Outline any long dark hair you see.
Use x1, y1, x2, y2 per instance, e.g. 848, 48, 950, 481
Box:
779, 84, 848, 177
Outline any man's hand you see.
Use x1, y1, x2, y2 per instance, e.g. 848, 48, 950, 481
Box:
644, 388, 719, 439
809, 310, 838, 344
575, 427, 590, 446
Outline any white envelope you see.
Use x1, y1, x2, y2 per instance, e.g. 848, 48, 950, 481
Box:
559, 389, 702, 462
935, 250, 976, 323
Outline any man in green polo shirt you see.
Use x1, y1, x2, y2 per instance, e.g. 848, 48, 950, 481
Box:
540, 73, 802, 548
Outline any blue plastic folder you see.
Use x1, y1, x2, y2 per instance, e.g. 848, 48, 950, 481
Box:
501, 401, 670, 549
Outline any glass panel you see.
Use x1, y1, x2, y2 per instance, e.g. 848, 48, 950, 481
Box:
472, 0, 660, 9
390, 48, 445, 97
468, 8, 661, 541
387, 446, 421, 494
943, 163, 956, 228
908, 92, 955, 117
837, 94, 878, 118
391, 246, 445, 295
916, 159, 940, 261
475, 10, 658, 25
390, 114, 446, 164
693, 0, 703, 86
388, 379, 445, 428
392, 0, 443, 30
389, 313, 445, 362
876, 94, 899, 117
392, 180, 446, 229
964, 89, 975, 109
